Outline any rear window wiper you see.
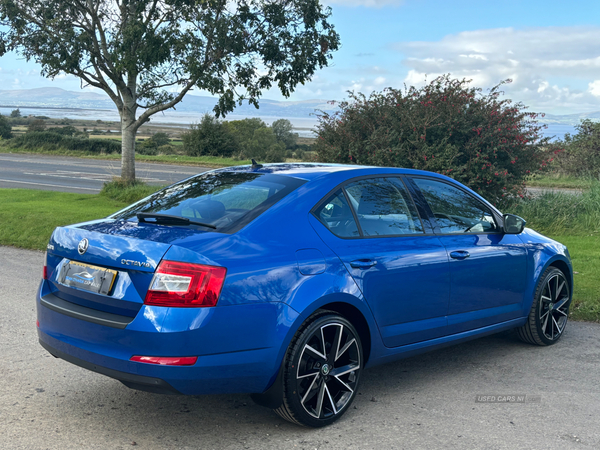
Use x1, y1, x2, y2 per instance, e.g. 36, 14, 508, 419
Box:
136, 213, 217, 229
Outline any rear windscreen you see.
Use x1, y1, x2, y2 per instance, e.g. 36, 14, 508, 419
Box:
110, 171, 306, 233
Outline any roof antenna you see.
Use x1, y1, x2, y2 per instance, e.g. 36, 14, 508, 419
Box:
251, 158, 263, 169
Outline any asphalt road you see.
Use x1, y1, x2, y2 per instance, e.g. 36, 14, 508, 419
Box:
1, 246, 600, 450
0, 153, 209, 194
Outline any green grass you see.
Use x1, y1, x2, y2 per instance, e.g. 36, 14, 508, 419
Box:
507, 182, 600, 236
0, 189, 129, 250
99, 179, 163, 203
527, 174, 597, 189
548, 235, 600, 322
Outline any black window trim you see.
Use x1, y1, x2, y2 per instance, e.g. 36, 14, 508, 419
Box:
405, 175, 505, 237
311, 174, 430, 240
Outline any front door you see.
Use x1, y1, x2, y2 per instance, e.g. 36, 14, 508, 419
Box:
409, 177, 527, 335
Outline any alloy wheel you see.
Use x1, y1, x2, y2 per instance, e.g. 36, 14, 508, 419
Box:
539, 271, 570, 340
296, 322, 361, 419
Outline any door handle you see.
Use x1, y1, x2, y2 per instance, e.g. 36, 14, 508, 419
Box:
450, 251, 470, 260
350, 259, 378, 269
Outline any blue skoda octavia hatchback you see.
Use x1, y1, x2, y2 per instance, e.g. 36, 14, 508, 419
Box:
37, 163, 573, 427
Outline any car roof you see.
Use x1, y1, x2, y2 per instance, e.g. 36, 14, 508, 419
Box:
214, 162, 447, 182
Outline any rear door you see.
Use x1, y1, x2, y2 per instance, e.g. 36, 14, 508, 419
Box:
310, 176, 450, 348
408, 177, 527, 334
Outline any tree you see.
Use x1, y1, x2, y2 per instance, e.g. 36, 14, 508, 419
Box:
10, 108, 20, 118
0, 114, 12, 138
314, 75, 554, 203
148, 132, 170, 148
558, 120, 600, 179
271, 118, 297, 148
182, 114, 238, 157
247, 126, 285, 162
0, 1, 340, 182
27, 118, 46, 132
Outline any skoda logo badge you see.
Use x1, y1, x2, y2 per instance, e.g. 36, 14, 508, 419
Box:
78, 238, 89, 255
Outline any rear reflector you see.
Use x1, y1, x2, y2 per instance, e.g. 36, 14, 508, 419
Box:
130, 355, 198, 366
144, 260, 227, 307
43, 252, 48, 280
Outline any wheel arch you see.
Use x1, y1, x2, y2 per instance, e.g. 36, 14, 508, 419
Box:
317, 301, 372, 365
548, 258, 573, 296
251, 293, 377, 410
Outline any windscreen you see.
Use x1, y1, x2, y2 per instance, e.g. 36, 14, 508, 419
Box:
110, 171, 306, 233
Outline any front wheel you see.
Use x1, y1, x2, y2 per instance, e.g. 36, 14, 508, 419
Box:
274, 311, 363, 427
517, 267, 571, 346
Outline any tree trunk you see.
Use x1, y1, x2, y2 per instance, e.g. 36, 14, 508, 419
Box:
121, 118, 136, 183
120, 89, 138, 183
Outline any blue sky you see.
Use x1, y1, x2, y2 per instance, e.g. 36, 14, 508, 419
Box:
1, 0, 600, 115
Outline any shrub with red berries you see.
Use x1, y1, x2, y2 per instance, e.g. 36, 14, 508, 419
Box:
314, 75, 554, 203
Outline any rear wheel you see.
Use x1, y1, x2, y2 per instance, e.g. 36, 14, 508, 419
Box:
517, 267, 571, 346
275, 311, 363, 427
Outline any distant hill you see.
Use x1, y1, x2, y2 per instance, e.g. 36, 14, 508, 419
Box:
1, 87, 597, 139
0, 87, 336, 118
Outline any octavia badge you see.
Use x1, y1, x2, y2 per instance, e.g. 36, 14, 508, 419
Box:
77, 238, 89, 255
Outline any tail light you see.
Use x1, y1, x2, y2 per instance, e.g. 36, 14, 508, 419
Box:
144, 260, 227, 307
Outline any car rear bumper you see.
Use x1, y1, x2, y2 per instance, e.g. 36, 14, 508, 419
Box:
37, 282, 299, 395
39, 338, 181, 394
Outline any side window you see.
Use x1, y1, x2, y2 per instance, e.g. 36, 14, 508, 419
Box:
412, 178, 499, 234
314, 190, 360, 238
344, 178, 424, 236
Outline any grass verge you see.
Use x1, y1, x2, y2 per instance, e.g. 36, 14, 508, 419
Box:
0, 189, 128, 250
526, 174, 597, 189
507, 182, 600, 236
99, 179, 162, 204
550, 235, 600, 322
0, 147, 246, 168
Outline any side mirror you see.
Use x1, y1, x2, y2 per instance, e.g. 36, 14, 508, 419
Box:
503, 214, 526, 234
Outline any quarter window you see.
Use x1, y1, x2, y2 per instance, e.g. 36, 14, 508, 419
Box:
314, 190, 360, 238
412, 178, 499, 234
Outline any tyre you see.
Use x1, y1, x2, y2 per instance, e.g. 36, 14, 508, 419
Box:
517, 267, 571, 346
274, 311, 363, 427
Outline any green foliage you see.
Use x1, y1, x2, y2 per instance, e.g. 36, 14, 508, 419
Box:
0, 114, 12, 139
148, 132, 170, 147
182, 114, 238, 157
10, 108, 20, 118
247, 127, 286, 162
50, 125, 88, 138
7, 131, 121, 153
271, 118, 298, 148
181, 115, 288, 162
506, 182, 600, 236
554, 120, 600, 179
27, 118, 46, 132
100, 179, 162, 204
315, 75, 553, 203
227, 118, 267, 155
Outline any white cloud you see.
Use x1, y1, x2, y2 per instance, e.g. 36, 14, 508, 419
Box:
393, 26, 600, 113
325, 0, 404, 7
588, 80, 600, 97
